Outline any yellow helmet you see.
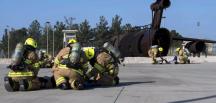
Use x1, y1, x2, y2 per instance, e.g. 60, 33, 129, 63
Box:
68, 38, 77, 44
83, 47, 95, 60
158, 47, 163, 52
24, 38, 37, 48
176, 47, 180, 52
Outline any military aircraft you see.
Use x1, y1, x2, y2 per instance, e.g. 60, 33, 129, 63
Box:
112, 0, 216, 57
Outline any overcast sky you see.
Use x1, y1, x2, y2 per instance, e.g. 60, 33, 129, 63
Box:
0, 0, 216, 40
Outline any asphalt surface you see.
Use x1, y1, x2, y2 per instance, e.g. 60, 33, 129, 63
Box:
1, 63, 216, 103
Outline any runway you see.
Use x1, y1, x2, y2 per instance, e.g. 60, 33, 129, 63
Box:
1, 63, 216, 103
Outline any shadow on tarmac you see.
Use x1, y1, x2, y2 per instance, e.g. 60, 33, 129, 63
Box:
169, 95, 216, 103
84, 81, 156, 90
117, 81, 155, 87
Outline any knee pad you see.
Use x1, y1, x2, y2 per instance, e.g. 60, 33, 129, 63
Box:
4, 76, 18, 92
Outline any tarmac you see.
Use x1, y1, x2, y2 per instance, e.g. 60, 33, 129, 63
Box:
1, 63, 216, 103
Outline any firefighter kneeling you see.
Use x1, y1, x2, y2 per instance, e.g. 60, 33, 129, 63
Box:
176, 47, 190, 64
4, 38, 54, 92
52, 39, 87, 90
83, 42, 120, 86
148, 45, 164, 64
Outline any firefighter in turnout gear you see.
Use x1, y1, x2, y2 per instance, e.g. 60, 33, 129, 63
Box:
38, 50, 53, 68
83, 42, 120, 86
52, 39, 88, 90
176, 47, 190, 64
4, 38, 53, 92
148, 45, 162, 64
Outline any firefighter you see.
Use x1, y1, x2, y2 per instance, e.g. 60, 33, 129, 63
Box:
52, 39, 87, 90
83, 42, 120, 86
176, 47, 190, 64
4, 38, 53, 92
38, 50, 53, 68
148, 45, 164, 64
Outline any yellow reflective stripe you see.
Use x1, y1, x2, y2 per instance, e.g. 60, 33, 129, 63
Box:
58, 64, 68, 69
62, 54, 69, 59
56, 77, 66, 86
54, 58, 60, 65
27, 81, 32, 90
33, 62, 40, 68
8, 71, 34, 77
107, 64, 115, 70
25, 59, 32, 64
94, 63, 105, 73
38, 61, 44, 65
72, 69, 83, 76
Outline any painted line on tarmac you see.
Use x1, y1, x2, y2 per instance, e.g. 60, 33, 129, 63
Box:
114, 87, 125, 103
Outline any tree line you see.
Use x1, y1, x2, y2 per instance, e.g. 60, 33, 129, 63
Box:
0, 15, 182, 58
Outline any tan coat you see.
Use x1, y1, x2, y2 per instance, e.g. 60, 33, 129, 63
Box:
94, 52, 119, 86
52, 47, 86, 89
148, 48, 158, 64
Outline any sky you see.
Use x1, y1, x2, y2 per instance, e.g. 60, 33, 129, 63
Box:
0, 0, 216, 40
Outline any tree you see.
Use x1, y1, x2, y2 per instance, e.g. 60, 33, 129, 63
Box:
9, 28, 28, 54
110, 15, 122, 37
64, 17, 79, 30
78, 19, 92, 46
28, 20, 41, 42
95, 16, 109, 46
170, 30, 183, 47
122, 23, 133, 33
53, 21, 66, 54
0, 29, 9, 57
168, 30, 183, 55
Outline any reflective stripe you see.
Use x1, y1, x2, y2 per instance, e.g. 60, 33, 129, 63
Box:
54, 58, 60, 65
58, 64, 67, 69
109, 69, 114, 75
56, 77, 66, 86
38, 61, 44, 65
57, 64, 84, 76
107, 64, 114, 70
94, 63, 105, 73
27, 81, 32, 90
8, 71, 34, 77
72, 69, 83, 76
62, 54, 69, 59
33, 62, 40, 68
25, 59, 32, 64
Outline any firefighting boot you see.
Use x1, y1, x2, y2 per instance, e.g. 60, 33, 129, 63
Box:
19, 79, 29, 91
39, 76, 56, 89
114, 76, 120, 85
58, 83, 69, 90
4, 76, 19, 92
72, 80, 84, 90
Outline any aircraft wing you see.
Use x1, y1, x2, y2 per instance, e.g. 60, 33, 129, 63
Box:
172, 37, 216, 43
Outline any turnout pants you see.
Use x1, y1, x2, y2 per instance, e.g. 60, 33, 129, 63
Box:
53, 67, 84, 89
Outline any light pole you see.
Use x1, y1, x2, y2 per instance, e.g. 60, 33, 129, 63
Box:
6, 25, 10, 58
46, 22, 50, 54
52, 26, 56, 57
